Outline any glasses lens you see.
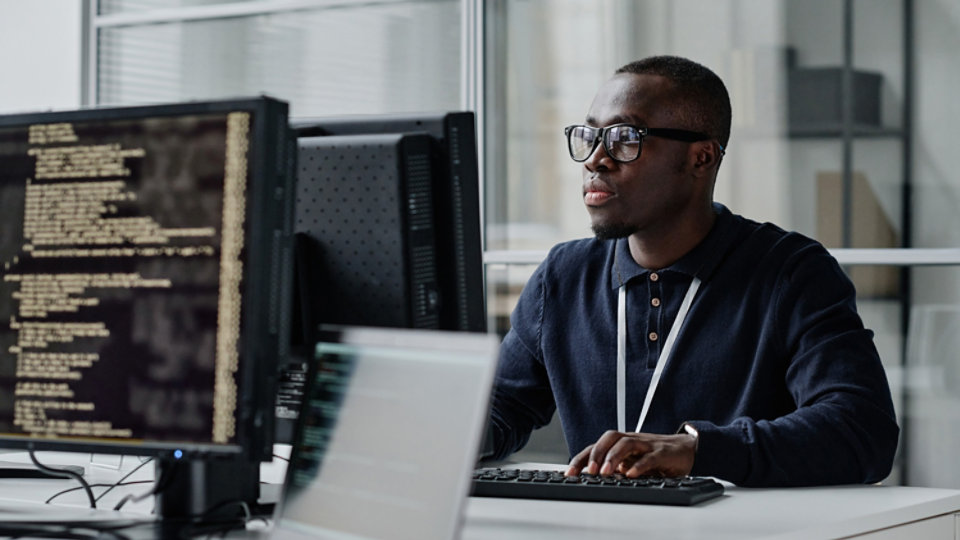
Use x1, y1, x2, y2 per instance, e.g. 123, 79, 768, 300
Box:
605, 125, 642, 162
567, 126, 598, 161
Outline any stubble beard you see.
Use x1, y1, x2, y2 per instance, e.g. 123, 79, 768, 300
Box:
591, 221, 638, 240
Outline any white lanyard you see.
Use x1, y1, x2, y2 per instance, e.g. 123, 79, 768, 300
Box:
616, 276, 701, 433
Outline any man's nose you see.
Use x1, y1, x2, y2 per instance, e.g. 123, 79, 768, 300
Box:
583, 140, 613, 171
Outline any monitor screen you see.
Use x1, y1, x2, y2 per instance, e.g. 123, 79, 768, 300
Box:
0, 97, 295, 460
277, 326, 498, 540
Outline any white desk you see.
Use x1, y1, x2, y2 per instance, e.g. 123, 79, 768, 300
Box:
0, 449, 287, 532
0, 452, 155, 514
1, 454, 959, 539
464, 480, 960, 540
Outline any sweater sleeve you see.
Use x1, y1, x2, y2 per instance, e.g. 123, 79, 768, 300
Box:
689, 243, 900, 487
484, 262, 558, 461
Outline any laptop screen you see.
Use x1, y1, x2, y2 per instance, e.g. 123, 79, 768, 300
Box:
274, 326, 498, 540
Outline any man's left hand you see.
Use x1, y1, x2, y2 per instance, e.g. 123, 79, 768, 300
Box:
565, 430, 696, 478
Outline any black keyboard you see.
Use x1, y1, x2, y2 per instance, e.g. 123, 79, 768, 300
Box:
471, 467, 724, 506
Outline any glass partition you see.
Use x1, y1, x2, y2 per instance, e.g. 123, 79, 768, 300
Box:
482, 0, 960, 482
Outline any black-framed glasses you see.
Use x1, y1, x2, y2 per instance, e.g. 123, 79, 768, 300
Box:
564, 123, 722, 163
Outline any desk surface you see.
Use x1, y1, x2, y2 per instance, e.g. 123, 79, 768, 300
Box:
463, 466, 960, 540
0, 454, 958, 539
465, 485, 960, 539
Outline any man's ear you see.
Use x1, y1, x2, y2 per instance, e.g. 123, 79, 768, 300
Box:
691, 141, 722, 175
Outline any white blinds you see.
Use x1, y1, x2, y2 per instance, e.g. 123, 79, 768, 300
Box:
94, 1, 462, 117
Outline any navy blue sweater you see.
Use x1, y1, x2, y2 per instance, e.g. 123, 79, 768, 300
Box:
487, 204, 899, 487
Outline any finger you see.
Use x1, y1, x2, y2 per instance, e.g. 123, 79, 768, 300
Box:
601, 436, 651, 476
621, 441, 693, 478
565, 444, 594, 476
588, 430, 627, 475
622, 452, 660, 478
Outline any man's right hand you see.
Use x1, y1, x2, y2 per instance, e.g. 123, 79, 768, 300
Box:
565, 429, 696, 478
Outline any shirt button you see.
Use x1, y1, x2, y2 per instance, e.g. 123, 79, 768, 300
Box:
649, 273, 659, 282
651, 298, 661, 307
649, 332, 658, 342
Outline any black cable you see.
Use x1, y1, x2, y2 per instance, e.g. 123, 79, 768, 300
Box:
201, 499, 252, 522
106, 465, 262, 537
178, 500, 252, 539
94, 457, 155, 503
135, 498, 259, 539
271, 453, 290, 462
44, 480, 153, 505
28, 450, 96, 509
9, 456, 155, 540
113, 457, 178, 511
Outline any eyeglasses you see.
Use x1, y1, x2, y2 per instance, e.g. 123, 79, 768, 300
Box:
564, 123, 722, 163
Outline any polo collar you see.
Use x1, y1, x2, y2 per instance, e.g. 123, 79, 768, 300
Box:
610, 203, 738, 289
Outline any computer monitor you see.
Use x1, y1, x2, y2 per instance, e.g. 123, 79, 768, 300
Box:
291, 112, 486, 333
274, 113, 486, 442
0, 97, 296, 523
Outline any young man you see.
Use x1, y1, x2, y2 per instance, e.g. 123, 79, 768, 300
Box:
484, 55, 899, 487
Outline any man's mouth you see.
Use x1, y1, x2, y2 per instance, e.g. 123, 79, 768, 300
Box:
583, 178, 615, 206
584, 190, 615, 205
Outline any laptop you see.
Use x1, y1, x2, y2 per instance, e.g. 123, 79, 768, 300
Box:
270, 326, 499, 540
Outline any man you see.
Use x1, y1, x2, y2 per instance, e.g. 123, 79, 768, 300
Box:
484, 55, 899, 487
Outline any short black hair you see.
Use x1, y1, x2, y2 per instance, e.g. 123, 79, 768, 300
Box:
616, 56, 731, 148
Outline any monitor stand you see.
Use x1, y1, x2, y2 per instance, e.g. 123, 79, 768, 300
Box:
154, 454, 271, 535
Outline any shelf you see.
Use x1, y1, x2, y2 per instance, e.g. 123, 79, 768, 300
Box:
483, 248, 960, 267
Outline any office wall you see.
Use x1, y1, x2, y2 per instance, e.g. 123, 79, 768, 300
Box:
0, 1, 82, 114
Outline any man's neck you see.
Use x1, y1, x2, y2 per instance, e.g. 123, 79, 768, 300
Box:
627, 207, 717, 270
